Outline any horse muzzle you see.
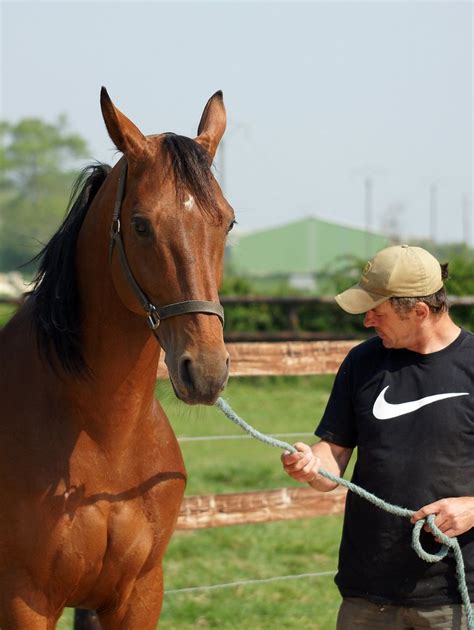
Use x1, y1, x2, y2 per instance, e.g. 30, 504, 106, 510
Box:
166, 349, 230, 405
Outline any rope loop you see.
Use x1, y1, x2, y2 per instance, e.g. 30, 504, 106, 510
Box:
411, 518, 449, 563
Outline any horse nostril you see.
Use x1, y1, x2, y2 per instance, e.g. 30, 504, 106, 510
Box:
179, 357, 194, 390
177, 353, 230, 401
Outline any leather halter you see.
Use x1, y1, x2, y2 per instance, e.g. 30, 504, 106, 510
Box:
109, 160, 225, 331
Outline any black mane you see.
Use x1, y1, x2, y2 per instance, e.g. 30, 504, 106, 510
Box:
163, 133, 222, 221
30, 163, 111, 376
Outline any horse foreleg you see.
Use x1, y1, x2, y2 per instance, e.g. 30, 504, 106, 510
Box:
74, 608, 102, 629
97, 566, 164, 630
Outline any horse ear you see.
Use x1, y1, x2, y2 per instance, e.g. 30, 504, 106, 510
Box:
195, 91, 226, 162
100, 87, 146, 158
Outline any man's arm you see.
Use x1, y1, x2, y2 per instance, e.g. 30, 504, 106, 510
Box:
281, 439, 353, 492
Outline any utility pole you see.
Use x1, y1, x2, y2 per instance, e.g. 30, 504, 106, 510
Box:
215, 119, 252, 198
365, 176, 373, 257
462, 194, 471, 247
429, 183, 437, 244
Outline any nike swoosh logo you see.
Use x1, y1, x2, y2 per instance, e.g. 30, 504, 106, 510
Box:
373, 386, 469, 419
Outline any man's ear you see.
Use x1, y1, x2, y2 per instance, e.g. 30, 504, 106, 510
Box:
415, 302, 430, 320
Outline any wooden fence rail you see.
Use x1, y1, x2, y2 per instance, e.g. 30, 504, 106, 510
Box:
171, 340, 355, 529
158, 340, 358, 379
177, 486, 347, 530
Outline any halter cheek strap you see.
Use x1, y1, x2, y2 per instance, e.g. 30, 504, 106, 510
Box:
109, 160, 225, 330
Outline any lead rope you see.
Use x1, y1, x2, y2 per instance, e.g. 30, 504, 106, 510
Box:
215, 397, 474, 629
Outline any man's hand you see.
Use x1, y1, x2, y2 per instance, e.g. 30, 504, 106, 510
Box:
411, 497, 474, 538
281, 442, 320, 485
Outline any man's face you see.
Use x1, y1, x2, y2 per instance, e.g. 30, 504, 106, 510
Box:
363, 301, 419, 349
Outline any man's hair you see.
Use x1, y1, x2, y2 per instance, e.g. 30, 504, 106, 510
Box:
390, 263, 449, 317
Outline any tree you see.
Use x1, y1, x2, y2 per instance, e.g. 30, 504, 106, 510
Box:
0, 115, 89, 271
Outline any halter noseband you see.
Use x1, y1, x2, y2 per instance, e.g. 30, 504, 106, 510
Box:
109, 160, 225, 331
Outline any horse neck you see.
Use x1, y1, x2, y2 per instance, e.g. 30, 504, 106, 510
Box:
73, 172, 160, 423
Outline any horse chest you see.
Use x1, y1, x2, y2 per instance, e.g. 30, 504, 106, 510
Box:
45, 496, 160, 604
38, 438, 185, 603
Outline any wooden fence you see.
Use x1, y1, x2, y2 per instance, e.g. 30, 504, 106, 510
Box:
156, 340, 357, 530
3, 295, 472, 528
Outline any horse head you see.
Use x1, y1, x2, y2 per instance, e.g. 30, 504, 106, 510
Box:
100, 89, 233, 405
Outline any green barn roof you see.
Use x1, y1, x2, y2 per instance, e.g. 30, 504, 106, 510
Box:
228, 216, 390, 276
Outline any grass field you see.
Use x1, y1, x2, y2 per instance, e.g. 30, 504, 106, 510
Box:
0, 302, 19, 328
56, 374, 346, 628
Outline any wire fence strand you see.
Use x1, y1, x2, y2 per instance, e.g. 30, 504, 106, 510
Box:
178, 432, 312, 443
165, 570, 337, 595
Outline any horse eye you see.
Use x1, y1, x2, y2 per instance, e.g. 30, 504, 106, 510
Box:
132, 217, 152, 238
228, 220, 237, 233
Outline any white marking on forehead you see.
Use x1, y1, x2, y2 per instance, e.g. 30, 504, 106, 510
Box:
184, 194, 195, 211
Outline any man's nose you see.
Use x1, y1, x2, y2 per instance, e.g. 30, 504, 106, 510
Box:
364, 311, 375, 328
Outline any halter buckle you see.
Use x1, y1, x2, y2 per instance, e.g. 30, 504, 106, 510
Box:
111, 218, 121, 238
146, 305, 161, 330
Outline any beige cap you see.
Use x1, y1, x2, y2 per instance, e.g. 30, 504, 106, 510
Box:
335, 245, 444, 314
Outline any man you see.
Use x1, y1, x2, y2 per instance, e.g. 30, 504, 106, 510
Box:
282, 244, 474, 629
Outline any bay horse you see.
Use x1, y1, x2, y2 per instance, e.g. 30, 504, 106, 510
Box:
0, 88, 233, 629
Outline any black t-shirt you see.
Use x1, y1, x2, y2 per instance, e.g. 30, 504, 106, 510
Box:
315, 328, 474, 607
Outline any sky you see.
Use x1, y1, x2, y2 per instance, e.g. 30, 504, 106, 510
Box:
1, 0, 473, 244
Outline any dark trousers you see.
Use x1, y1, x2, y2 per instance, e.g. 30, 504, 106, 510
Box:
336, 597, 472, 629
